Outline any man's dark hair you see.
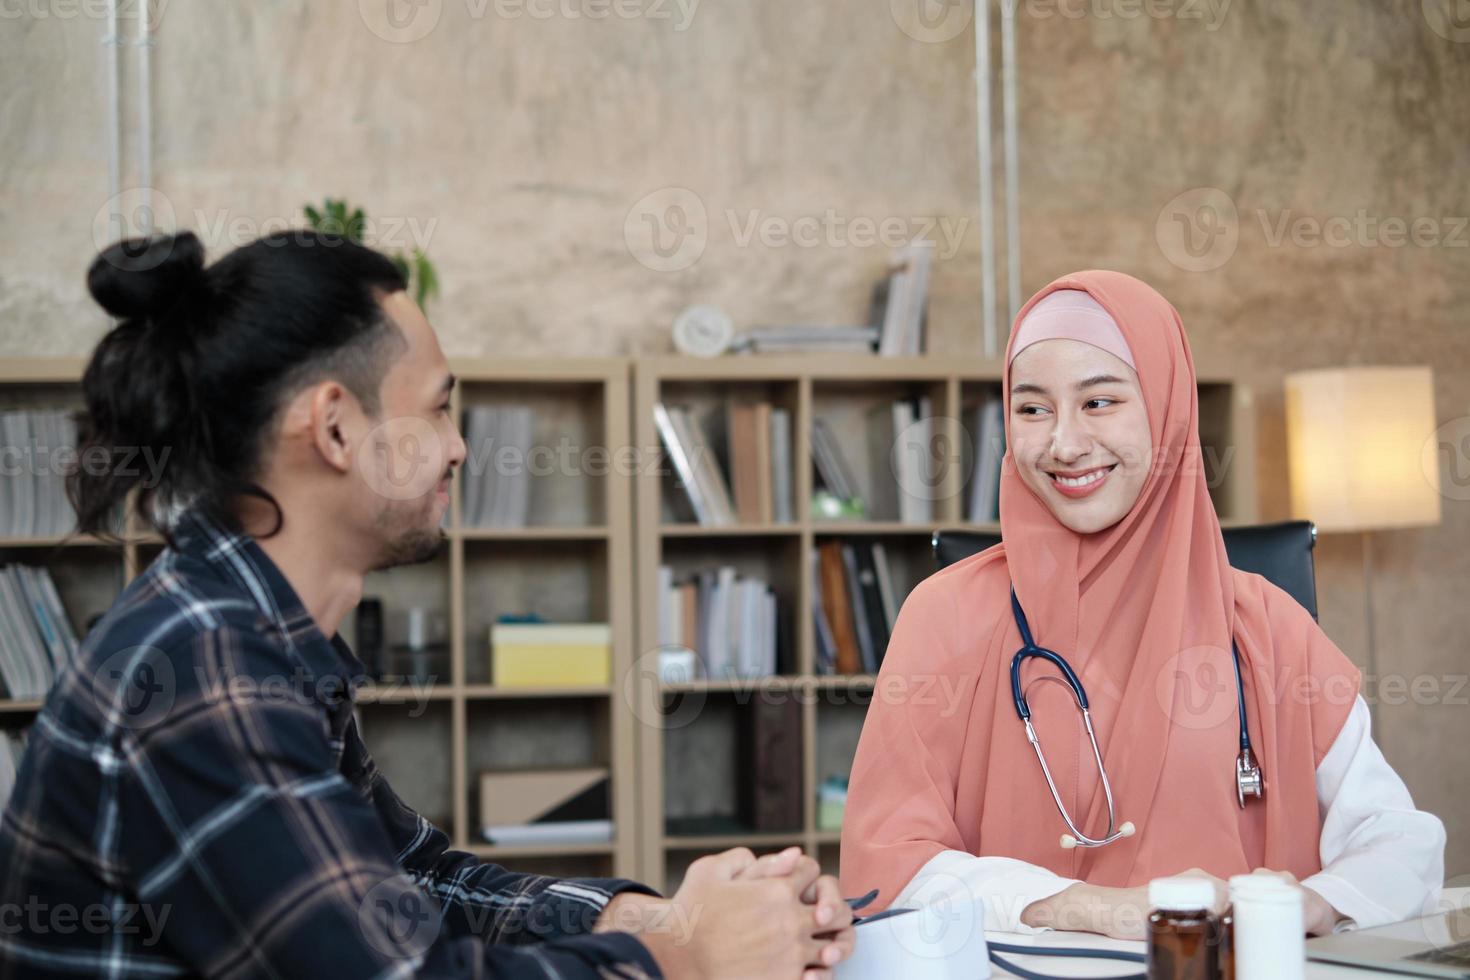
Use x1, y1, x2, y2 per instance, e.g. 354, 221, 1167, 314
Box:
70, 229, 409, 542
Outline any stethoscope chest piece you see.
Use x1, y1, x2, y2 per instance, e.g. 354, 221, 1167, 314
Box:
1236, 745, 1264, 808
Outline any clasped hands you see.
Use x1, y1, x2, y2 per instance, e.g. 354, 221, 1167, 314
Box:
596, 845, 857, 980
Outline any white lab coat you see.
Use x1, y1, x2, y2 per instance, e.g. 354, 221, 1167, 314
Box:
891, 696, 1446, 934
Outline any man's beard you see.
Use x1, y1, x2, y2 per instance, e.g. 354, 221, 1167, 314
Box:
370, 502, 446, 571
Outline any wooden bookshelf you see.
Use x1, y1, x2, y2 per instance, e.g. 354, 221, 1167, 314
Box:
0, 359, 135, 721
632, 354, 1256, 890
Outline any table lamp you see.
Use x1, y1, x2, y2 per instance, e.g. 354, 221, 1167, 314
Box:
1284, 366, 1442, 734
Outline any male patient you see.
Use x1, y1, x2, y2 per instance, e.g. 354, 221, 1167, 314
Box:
0, 230, 854, 979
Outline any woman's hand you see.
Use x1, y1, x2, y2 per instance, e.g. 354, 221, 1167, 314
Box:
1245, 868, 1346, 936
1021, 867, 1229, 940
1020, 866, 1343, 939
1020, 881, 1153, 939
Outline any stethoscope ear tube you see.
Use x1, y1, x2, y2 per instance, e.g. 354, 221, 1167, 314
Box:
1009, 588, 1090, 718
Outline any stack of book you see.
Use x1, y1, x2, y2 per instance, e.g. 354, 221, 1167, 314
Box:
0, 729, 25, 811
966, 391, 1006, 523
811, 541, 898, 676
732, 325, 880, 355
865, 396, 936, 524
479, 767, 613, 847
0, 565, 79, 700
656, 565, 781, 680
874, 244, 933, 357
1, 409, 79, 537
460, 406, 534, 527
654, 401, 794, 526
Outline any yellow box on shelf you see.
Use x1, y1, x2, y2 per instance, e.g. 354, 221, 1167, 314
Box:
489, 623, 612, 687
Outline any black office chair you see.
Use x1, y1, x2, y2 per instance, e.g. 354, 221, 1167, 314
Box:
932, 520, 1320, 621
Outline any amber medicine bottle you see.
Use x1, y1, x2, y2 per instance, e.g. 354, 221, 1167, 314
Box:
1147, 877, 1220, 980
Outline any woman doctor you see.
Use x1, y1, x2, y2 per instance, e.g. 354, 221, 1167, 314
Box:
839, 270, 1445, 939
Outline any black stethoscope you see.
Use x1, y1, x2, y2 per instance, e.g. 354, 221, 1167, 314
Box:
1009, 586, 1264, 850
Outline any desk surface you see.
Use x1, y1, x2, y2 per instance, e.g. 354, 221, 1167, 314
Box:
984, 887, 1470, 978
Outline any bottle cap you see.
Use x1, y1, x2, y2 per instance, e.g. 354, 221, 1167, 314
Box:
1229, 874, 1303, 905
1149, 876, 1216, 912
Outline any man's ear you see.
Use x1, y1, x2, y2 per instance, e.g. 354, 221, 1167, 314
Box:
306, 381, 358, 475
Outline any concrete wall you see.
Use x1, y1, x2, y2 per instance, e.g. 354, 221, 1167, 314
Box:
2, 0, 1467, 876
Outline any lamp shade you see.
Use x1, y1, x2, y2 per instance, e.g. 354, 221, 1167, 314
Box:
1284, 366, 1442, 533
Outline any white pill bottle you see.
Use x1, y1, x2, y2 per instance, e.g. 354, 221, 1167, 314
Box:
1228, 874, 1305, 980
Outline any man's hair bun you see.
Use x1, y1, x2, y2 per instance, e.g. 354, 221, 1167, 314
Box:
86, 231, 207, 320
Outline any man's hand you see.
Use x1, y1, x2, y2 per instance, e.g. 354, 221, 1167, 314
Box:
595, 847, 855, 980
733, 846, 856, 973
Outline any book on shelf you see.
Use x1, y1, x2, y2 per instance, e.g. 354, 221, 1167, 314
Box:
488, 622, 611, 687
816, 542, 861, 675
482, 820, 613, 847
839, 545, 875, 675
726, 401, 773, 524
731, 325, 880, 355
813, 541, 897, 676
654, 403, 735, 526
738, 695, 803, 832
873, 243, 933, 357
461, 405, 534, 528
810, 550, 838, 676
0, 564, 79, 700
865, 396, 935, 523
809, 418, 862, 512
656, 400, 792, 527
479, 767, 612, 846
1, 409, 79, 538
847, 544, 894, 675
657, 564, 782, 680
966, 391, 1006, 523
662, 698, 803, 838
769, 407, 794, 524
871, 542, 899, 636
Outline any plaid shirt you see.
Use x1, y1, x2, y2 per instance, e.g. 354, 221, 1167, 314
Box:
0, 510, 662, 979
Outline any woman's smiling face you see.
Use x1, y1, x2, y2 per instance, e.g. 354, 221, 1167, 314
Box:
1008, 338, 1153, 533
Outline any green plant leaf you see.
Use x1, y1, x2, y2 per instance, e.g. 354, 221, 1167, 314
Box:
413, 249, 440, 308
304, 198, 439, 307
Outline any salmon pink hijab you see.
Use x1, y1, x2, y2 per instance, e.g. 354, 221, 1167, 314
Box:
840, 270, 1360, 907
